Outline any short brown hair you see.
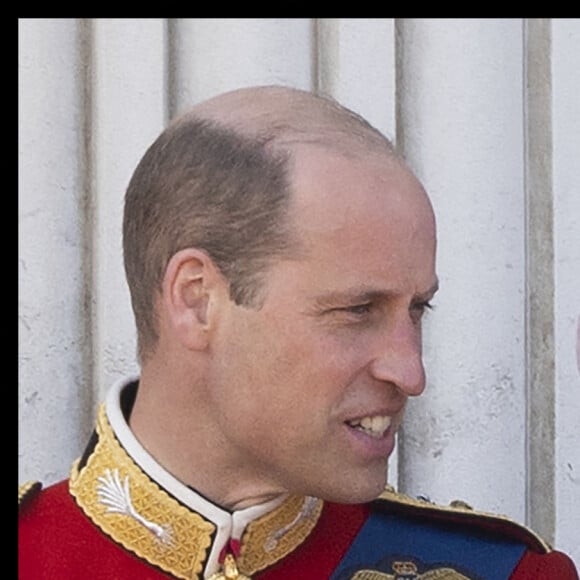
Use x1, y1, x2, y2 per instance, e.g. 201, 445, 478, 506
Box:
123, 118, 295, 361
123, 86, 394, 362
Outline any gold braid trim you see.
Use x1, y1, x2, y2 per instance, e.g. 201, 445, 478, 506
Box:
238, 495, 323, 575
18, 480, 42, 508
68, 403, 325, 579
69, 404, 215, 580
377, 486, 552, 553
351, 566, 471, 579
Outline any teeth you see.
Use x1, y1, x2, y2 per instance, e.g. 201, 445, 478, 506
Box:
348, 416, 392, 438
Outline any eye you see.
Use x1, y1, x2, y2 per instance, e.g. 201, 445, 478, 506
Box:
329, 303, 375, 321
321, 301, 376, 325
410, 300, 434, 323
343, 303, 373, 316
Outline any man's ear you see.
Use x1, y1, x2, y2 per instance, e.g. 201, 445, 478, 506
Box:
160, 248, 223, 351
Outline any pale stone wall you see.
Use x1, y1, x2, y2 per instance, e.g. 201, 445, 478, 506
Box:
18, 18, 580, 562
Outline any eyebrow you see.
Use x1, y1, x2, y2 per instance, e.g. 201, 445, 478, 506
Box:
311, 279, 440, 309
415, 279, 440, 301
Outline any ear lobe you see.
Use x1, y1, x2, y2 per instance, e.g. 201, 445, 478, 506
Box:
161, 249, 217, 351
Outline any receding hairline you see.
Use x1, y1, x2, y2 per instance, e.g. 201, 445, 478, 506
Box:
171, 85, 396, 159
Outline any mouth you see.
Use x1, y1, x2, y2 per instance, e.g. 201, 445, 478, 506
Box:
346, 415, 392, 439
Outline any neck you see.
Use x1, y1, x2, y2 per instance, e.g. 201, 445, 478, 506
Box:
129, 365, 288, 512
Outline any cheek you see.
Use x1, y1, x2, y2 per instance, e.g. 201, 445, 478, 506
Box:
218, 308, 376, 415
213, 324, 310, 420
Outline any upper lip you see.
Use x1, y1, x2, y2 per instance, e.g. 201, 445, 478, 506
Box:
343, 405, 405, 423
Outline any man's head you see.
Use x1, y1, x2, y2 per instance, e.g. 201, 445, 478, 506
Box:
123, 85, 393, 362
124, 85, 437, 506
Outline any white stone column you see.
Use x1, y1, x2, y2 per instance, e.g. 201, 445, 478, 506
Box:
18, 18, 92, 484
524, 17, 556, 543
552, 18, 580, 564
397, 18, 527, 521
90, 18, 167, 403
317, 19, 396, 139
168, 18, 314, 116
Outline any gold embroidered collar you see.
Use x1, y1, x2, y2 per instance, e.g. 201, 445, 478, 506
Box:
69, 382, 323, 580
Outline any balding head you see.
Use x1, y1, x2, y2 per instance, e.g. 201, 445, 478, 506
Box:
181, 85, 394, 156
123, 85, 398, 362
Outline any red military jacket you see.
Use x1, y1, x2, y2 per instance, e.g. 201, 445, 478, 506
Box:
19, 380, 579, 579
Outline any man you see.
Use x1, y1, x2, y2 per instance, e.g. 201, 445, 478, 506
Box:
19, 86, 578, 579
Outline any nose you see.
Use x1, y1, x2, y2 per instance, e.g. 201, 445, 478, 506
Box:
369, 319, 426, 397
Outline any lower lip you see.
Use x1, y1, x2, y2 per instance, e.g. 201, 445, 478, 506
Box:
344, 423, 396, 460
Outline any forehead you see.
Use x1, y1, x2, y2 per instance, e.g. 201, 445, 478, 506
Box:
272, 145, 437, 296
288, 145, 434, 246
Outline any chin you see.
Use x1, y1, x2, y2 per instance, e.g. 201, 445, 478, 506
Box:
315, 473, 387, 505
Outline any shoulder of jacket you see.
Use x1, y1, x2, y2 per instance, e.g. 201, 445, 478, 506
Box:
372, 485, 552, 554
18, 481, 43, 511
